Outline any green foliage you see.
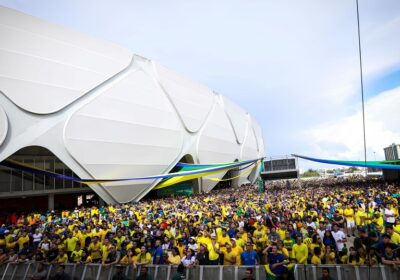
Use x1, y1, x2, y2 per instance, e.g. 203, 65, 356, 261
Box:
301, 169, 320, 178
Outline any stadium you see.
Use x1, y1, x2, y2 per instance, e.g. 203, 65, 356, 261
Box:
0, 4, 399, 280
0, 6, 264, 209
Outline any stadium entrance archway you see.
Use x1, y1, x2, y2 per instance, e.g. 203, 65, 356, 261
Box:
0, 146, 95, 212
213, 159, 240, 190
146, 154, 200, 198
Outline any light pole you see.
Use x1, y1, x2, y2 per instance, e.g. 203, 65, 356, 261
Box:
356, 0, 367, 176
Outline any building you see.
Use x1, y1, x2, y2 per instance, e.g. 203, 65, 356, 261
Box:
383, 143, 400, 182
0, 6, 265, 208
384, 143, 400, 161
261, 156, 299, 181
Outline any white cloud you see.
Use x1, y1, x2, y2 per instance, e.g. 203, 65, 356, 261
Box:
301, 86, 400, 162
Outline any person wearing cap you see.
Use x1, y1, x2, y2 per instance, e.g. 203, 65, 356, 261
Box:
241, 242, 259, 265
230, 238, 243, 263
188, 237, 198, 253
222, 243, 238, 265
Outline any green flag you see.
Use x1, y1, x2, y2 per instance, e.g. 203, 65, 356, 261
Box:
257, 159, 264, 192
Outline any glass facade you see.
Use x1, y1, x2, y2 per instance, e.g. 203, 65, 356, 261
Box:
0, 156, 85, 193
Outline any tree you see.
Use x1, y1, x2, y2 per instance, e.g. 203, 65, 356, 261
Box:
301, 169, 320, 178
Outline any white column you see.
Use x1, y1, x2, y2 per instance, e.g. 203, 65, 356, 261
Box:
48, 194, 54, 210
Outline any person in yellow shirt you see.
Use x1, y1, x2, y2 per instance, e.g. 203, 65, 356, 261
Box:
136, 246, 152, 265
119, 249, 135, 265
53, 249, 68, 264
394, 219, 400, 235
101, 239, 112, 261
355, 207, 367, 228
17, 231, 30, 251
167, 247, 181, 265
323, 245, 336, 264
113, 231, 126, 251
344, 205, 356, 237
195, 231, 210, 249
223, 243, 238, 265
292, 236, 308, 264
277, 224, 286, 241
311, 247, 322, 265
70, 243, 84, 263
177, 239, 186, 257
64, 232, 79, 261
230, 239, 243, 265
88, 236, 103, 263
208, 235, 220, 265
386, 226, 400, 245
217, 228, 231, 255
348, 247, 364, 265
254, 232, 268, 254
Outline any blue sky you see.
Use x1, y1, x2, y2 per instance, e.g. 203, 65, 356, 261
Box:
1, 0, 399, 170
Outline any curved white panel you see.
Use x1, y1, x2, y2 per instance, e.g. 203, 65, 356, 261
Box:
0, 105, 8, 146
0, 6, 132, 114
197, 100, 239, 164
221, 96, 248, 144
252, 118, 265, 156
197, 99, 240, 192
64, 69, 184, 203
240, 118, 259, 161
154, 62, 214, 132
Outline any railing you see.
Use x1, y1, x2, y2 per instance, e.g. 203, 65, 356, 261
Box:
0, 263, 399, 280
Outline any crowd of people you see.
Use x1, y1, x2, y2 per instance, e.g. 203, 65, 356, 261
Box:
0, 177, 399, 279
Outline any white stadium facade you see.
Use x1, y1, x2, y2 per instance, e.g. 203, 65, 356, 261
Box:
0, 6, 265, 208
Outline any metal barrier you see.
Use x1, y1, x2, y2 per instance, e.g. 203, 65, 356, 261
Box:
294, 264, 400, 280
0, 263, 399, 280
